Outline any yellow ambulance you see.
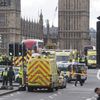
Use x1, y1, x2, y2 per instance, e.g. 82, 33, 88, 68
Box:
27, 56, 59, 92
55, 50, 70, 63
87, 50, 96, 68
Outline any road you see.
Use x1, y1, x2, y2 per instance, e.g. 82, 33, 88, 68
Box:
0, 69, 99, 100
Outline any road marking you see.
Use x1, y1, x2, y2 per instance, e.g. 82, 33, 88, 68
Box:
49, 96, 54, 99
17, 92, 21, 94
86, 97, 96, 100
53, 94, 58, 96
10, 94, 14, 96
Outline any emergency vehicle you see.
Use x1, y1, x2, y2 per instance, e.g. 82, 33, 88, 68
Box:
66, 62, 87, 83
87, 50, 96, 68
13, 39, 44, 67
55, 50, 70, 64
27, 56, 59, 92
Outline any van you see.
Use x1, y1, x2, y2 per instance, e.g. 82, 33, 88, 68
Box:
87, 50, 96, 68
55, 51, 70, 63
27, 56, 59, 92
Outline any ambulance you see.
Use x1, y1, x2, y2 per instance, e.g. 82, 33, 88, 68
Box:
87, 50, 96, 68
27, 56, 59, 92
55, 50, 70, 64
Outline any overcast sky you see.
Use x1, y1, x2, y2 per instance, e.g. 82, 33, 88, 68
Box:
21, 0, 100, 30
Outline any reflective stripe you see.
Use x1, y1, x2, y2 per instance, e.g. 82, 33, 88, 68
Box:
3, 71, 8, 76
19, 67, 23, 78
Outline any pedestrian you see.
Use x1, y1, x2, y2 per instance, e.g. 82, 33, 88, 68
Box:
74, 66, 83, 86
8, 66, 15, 88
1, 67, 8, 88
84, 56, 87, 66
94, 87, 100, 100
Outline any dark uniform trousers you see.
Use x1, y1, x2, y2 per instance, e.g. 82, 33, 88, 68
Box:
75, 74, 83, 86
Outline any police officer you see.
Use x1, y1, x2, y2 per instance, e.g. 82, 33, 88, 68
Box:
2, 67, 8, 88
75, 66, 83, 86
8, 66, 15, 88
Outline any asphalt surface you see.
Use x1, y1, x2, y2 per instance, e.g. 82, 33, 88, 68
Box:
0, 69, 99, 100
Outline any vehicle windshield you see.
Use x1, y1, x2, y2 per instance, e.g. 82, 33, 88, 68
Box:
0, 68, 4, 73
57, 63, 69, 71
56, 56, 69, 62
38, 42, 43, 48
88, 55, 96, 60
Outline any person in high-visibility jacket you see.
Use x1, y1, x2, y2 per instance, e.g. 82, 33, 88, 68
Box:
19, 67, 23, 86
2, 68, 8, 87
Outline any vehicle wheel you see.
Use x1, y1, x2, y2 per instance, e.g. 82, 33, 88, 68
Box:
19, 86, 26, 91
48, 87, 54, 92
63, 83, 66, 88
28, 86, 33, 92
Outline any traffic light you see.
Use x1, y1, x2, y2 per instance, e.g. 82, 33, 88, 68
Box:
15, 43, 20, 56
19, 43, 27, 56
97, 20, 100, 67
9, 44, 14, 56
9, 43, 20, 56
9, 43, 27, 56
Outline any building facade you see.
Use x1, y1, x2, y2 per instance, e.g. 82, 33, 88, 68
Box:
0, 0, 43, 54
58, 0, 90, 51
21, 12, 43, 40
44, 25, 58, 48
0, 0, 21, 54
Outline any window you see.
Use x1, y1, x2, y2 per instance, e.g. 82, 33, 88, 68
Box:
0, 0, 11, 6
0, 13, 5, 26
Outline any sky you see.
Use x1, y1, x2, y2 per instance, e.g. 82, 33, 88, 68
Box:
21, 0, 100, 30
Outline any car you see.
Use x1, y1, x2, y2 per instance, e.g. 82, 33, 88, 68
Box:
57, 62, 71, 78
58, 74, 67, 88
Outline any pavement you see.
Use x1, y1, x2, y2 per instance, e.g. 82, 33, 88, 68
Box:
0, 82, 19, 96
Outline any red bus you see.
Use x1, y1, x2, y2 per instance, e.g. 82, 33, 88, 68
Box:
22, 39, 44, 52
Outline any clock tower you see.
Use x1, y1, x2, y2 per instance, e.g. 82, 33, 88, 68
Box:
0, 0, 21, 54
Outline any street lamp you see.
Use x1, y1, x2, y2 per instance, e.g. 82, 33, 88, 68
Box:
96, 16, 100, 68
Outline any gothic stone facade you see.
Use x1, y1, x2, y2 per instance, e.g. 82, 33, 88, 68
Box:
58, 0, 90, 51
0, 0, 21, 54
21, 12, 43, 40
0, 0, 43, 54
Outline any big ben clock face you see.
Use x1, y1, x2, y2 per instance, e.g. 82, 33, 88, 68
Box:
0, 0, 11, 6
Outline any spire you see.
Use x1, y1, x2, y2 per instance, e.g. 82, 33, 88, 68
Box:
39, 9, 43, 23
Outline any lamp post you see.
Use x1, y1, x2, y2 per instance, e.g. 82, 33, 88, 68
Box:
96, 16, 100, 68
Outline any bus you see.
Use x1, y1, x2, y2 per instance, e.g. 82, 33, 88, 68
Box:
22, 39, 44, 52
